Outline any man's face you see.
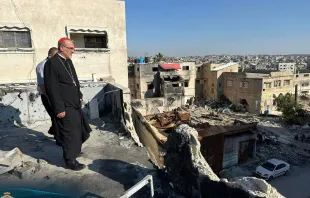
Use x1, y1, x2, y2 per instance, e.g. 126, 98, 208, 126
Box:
60, 40, 75, 59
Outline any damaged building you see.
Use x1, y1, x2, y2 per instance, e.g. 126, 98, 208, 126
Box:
131, 107, 257, 173
0, 0, 128, 87
128, 62, 196, 103
130, 106, 283, 197
223, 72, 295, 114
196, 62, 239, 99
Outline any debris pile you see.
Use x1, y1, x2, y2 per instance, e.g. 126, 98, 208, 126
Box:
164, 124, 284, 198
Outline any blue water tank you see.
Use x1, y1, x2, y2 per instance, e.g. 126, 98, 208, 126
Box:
138, 58, 144, 63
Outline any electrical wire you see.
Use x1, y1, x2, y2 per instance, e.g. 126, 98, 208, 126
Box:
10, 0, 36, 83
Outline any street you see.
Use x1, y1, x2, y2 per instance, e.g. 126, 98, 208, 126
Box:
269, 165, 310, 198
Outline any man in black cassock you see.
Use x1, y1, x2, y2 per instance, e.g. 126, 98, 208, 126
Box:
44, 37, 92, 171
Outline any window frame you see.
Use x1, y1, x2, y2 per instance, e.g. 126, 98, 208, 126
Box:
0, 25, 33, 53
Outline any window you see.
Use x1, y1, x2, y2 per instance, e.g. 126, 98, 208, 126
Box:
70, 33, 108, 48
0, 31, 32, 48
304, 74, 309, 77
137, 67, 139, 72
274, 80, 281, 87
284, 80, 290, 86
211, 88, 214, 94
184, 81, 189, 87
147, 83, 154, 89
197, 67, 201, 72
240, 82, 248, 88
182, 66, 190, 70
137, 84, 139, 89
152, 67, 158, 72
84, 35, 107, 48
212, 83, 214, 87
196, 80, 200, 84
172, 83, 180, 87
219, 83, 221, 88
275, 164, 286, 170
227, 80, 233, 87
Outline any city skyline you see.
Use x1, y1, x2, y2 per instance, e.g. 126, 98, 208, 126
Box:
126, 0, 310, 57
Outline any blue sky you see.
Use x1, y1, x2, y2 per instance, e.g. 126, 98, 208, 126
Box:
126, 0, 310, 56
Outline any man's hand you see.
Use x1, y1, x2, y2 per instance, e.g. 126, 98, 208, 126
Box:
57, 112, 66, 118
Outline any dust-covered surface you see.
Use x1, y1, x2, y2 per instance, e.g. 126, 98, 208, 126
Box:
0, 117, 180, 198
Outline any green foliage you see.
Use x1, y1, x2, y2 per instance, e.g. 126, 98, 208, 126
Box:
275, 93, 306, 124
154, 53, 165, 62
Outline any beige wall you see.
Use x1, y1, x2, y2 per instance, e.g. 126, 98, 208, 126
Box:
202, 63, 239, 100
223, 72, 294, 114
178, 62, 196, 101
0, 0, 128, 87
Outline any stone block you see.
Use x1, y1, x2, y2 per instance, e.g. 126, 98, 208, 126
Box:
12, 161, 40, 179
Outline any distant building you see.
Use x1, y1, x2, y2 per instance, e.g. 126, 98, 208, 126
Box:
197, 62, 239, 100
223, 72, 294, 114
294, 72, 310, 95
128, 62, 196, 104
307, 56, 310, 69
278, 63, 296, 74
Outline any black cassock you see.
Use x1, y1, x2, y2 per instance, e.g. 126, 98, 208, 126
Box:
44, 54, 92, 161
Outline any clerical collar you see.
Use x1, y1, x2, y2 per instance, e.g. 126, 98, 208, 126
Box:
57, 53, 66, 60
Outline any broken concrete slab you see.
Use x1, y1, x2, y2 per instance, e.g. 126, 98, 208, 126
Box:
164, 124, 284, 198
0, 148, 23, 176
11, 161, 40, 179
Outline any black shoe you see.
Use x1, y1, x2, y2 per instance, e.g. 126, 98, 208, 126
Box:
66, 160, 86, 171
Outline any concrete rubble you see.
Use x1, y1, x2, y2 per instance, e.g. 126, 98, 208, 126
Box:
0, 148, 23, 175
164, 124, 284, 198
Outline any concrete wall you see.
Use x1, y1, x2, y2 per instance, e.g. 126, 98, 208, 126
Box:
294, 73, 310, 95
178, 62, 196, 99
131, 96, 184, 116
0, 0, 128, 87
223, 72, 295, 114
0, 82, 107, 127
261, 72, 294, 113
202, 63, 239, 100
223, 73, 264, 114
222, 133, 256, 169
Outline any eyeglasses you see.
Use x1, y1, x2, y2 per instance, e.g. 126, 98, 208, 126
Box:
63, 46, 75, 50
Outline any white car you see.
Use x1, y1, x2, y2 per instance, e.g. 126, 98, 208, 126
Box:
255, 159, 290, 180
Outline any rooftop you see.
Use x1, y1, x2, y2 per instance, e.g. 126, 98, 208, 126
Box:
211, 62, 238, 71
0, 118, 175, 197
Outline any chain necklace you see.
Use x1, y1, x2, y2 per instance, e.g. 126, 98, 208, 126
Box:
57, 56, 76, 86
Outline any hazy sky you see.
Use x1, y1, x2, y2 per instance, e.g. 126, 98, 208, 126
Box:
126, 0, 310, 56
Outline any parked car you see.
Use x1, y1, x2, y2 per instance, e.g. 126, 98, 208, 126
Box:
255, 159, 290, 180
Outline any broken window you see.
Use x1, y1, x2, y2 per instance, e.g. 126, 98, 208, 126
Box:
211, 88, 214, 94
274, 80, 281, 87
240, 82, 248, 88
219, 83, 222, 88
196, 80, 200, 84
172, 83, 180, 87
264, 82, 271, 88
304, 74, 309, 77
227, 80, 233, 87
137, 84, 139, 89
137, 67, 139, 72
147, 83, 154, 90
284, 80, 290, 86
70, 33, 108, 48
301, 81, 309, 87
182, 66, 190, 70
152, 67, 158, 72
184, 81, 189, 87
0, 31, 32, 48
197, 67, 201, 72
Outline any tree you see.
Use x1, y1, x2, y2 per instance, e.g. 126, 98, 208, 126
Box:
154, 53, 165, 62
274, 93, 306, 124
